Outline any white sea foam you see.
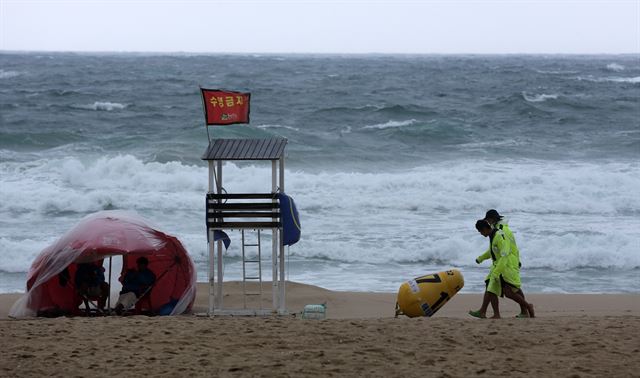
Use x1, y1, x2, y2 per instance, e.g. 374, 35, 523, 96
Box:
256, 124, 300, 132
362, 119, 418, 130
522, 92, 559, 103
340, 126, 352, 135
576, 76, 640, 84
606, 63, 625, 72
605, 76, 640, 83
0, 155, 206, 216
74, 101, 128, 111
0, 70, 20, 79
0, 237, 51, 273
1, 156, 639, 278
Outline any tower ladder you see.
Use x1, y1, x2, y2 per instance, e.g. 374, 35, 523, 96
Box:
241, 229, 263, 309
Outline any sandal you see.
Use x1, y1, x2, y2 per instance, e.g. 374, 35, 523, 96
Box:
468, 310, 486, 319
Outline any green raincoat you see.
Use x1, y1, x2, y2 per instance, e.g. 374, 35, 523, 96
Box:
495, 219, 521, 265
476, 227, 521, 296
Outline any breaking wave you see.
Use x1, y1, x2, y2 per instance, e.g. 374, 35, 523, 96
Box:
73, 101, 128, 111
362, 119, 418, 130
1, 155, 638, 276
256, 124, 301, 132
576, 76, 640, 84
522, 92, 559, 103
606, 63, 625, 72
0, 69, 21, 79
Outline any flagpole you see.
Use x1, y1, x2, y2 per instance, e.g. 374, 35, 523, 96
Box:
199, 86, 212, 143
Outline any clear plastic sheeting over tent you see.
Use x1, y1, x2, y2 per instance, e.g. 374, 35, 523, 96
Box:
10, 211, 196, 318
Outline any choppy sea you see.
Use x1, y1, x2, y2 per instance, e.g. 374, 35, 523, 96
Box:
1, 53, 639, 294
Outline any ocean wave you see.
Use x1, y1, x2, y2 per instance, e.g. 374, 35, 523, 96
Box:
606, 63, 625, 72
375, 104, 435, 117
0, 69, 20, 79
313, 105, 381, 115
535, 69, 578, 75
0, 155, 207, 215
72, 101, 128, 111
2, 157, 638, 218
522, 92, 559, 103
0, 102, 20, 110
312, 104, 434, 118
0, 237, 49, 273
289, 231, 640, 270
457, 139, 528, 149
256, 124, 300, 132
0, 130, 86, 149
0, 149, 29, 162
576, 75, 640, 84
1, 157, 639, 274
480, 93, 553, 114
50, 89, 84, 97
20, 89, 85, 98
605, 76, 640, 83
362, 119, 418, 130
339, 126, 352, 135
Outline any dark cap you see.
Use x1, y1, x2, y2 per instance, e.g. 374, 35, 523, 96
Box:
136, 256, 149, 265
475, 219, 491, 232
484, 209, 503, 221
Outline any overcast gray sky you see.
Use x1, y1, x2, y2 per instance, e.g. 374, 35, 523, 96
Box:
1, 0, 639, 54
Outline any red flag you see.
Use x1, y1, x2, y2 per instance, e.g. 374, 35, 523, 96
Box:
200, 88, 251, 125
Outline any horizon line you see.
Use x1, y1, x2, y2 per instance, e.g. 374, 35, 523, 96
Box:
1, 49, 639, 57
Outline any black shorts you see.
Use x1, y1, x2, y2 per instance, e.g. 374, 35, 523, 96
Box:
484, 275, 519, 297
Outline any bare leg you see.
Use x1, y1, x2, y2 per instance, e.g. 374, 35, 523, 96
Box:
82, 298, 91, 315
98, 282, 109, 311
503, 288, 526, 315
479, 291, 491, 315
516, 289, 528, 315
488, 293, 500, 319
469, 291, 491, 318
528, 302, 535, 318
504, 287, 534, 318
78, 286, 91, 315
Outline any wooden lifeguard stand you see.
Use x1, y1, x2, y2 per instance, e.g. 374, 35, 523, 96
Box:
202, 138, 288, 316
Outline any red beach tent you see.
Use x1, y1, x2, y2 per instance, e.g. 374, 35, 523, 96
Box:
10, 211, 196, 317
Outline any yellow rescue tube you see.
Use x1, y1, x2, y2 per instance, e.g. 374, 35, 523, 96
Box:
396, 269, 464, 317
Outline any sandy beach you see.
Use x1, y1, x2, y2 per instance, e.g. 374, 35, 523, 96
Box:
1, 282, 639, 377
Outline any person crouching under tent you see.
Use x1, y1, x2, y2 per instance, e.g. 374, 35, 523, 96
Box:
114, 257, 156, 315
75, 262, 110, 314
469, 219, 534, 319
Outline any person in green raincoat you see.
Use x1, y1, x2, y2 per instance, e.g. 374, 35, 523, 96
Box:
484, 209, 534, 318
469, 219, 534, 319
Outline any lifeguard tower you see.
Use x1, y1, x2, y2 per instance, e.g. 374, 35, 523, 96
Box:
200, 89, 298, 316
